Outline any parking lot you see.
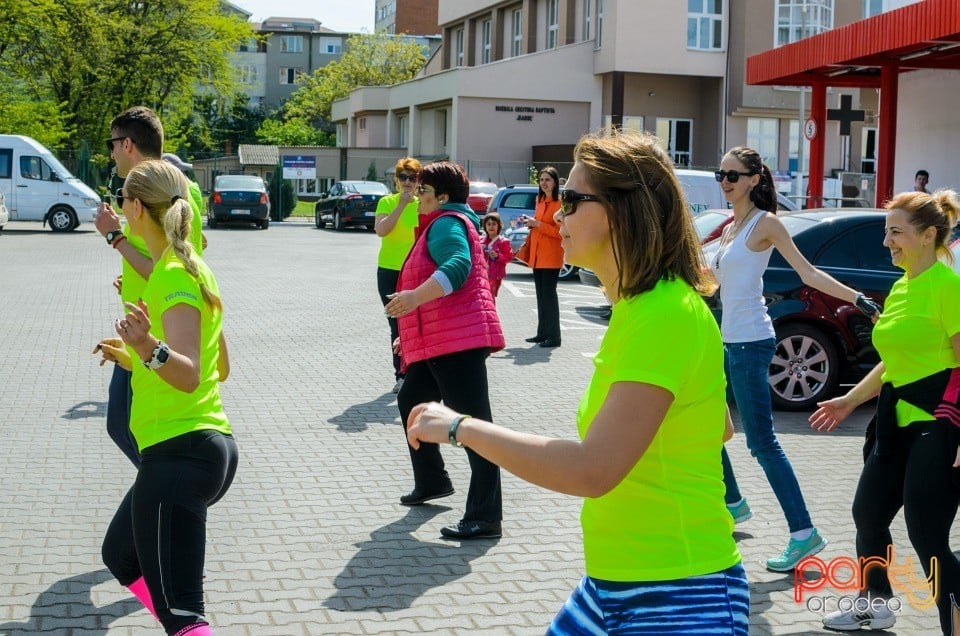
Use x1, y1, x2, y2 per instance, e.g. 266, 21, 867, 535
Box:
0, 219, 952, 634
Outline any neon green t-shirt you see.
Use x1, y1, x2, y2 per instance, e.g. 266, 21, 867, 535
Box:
375, 192, 420, 270
121, 180, 205, 307
577, 277, 740, 582
130, 249, 230, 451
872, 261, 960, 426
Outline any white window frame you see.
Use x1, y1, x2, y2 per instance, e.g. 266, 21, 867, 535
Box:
861, 127, 877, 174
295, 177, 334, 197
455, 28, 465, 66
482, 19, 492, 64
788, 120, 811, 173
358, 117, 367, 131
687, 0, 724, 51
596, 0, 604, 48
319, 37, 342, 54
546, 0, 559, 49
747, 118, 779, 169
602, 115, 644, 135
511, 10, 523, 57
655, 118, 693, 167
583, 0, 592, 41
336, 123, 344, 147
775, 0, 833, 47
280, 35, 303, 53
279, 67, 302, 84
861, 0, 883, 18
238, 63, 259, 85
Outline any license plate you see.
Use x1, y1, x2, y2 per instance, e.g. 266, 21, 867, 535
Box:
364, 211, 376, 217
230, 209, 247, 215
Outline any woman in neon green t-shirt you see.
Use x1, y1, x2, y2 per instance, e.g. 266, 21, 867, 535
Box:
375, 157, 421, 393
97, 159, 236, 636
811, 190, 960, 634
406, 132, 748, 634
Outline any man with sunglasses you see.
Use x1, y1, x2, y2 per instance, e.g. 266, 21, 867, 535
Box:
93, 106, 205, 467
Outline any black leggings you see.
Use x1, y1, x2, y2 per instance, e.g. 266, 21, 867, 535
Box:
397, 347, 502, 523
377, 267, 403, 380
102, 429, 239, 634
533, 268, 561, 341
854, 420, 960, 634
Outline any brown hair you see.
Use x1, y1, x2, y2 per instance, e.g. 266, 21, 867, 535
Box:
110, 106, 164, 159
481, 212, 503, 234
123, 160, 222, 310
537, 166, 560, 202
724, 146, 778, 213
419, 161, 469, 204
573, 130, 714, 298
885, 189, 959, 264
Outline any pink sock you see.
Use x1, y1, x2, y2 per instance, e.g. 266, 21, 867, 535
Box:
173, 623, 213, 636
126, 576, 158, 620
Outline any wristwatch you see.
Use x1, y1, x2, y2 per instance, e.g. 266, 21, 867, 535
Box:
143, 341, 170, 370
105, 229, 123, 245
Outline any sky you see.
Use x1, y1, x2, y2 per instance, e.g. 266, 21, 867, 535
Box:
232, 0, 376, 32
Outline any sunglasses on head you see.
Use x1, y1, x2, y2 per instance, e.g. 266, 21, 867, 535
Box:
714, 169, 756, 183
559, 189, 602, 217
105, 136, 136, 153
396, 173, 417, 182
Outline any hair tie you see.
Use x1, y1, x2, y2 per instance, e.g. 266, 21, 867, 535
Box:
171, 195, 182, 204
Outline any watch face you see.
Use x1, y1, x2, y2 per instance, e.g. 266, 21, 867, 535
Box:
156, 346, 170, 363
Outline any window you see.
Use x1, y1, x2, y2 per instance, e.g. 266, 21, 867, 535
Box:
546, 0, 559, 49
597, 0, 604, 48
788, 120, 811, 172
398, 115, 407, 147
862, 0, 883, 18
319, 37, 342, 54
512, 10, 523, 57
238, 64, 259, 85
602, 115, 644, 135
455, 28, 465, 66
358, 117, 367, 130
861, 127, 876, 174
295, 177, 334, 197
655, 118, 693, 167
583, 0, 592, 40
687, 0, 724, 50
482, 19, 492, 64
336, 123, 344, 146
0, 149, 11, 179
747, 118, 779, 169
776, 0, 833, 47
20, 156, 53, 181
279, 67, 302, 84
280, 35, 303, 53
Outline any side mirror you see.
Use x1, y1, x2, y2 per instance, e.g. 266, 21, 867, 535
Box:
50, 173, 62, 182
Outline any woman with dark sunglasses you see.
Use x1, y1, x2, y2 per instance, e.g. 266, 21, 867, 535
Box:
522, 166, 564, 348
711, 146, 881, 573
406, 131, 749, 634
374, 157, 422, 393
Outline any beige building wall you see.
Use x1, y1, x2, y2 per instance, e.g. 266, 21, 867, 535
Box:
895, 69, 960, 193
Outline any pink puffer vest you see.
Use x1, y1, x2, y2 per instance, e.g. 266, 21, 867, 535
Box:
398, 209, 505, 370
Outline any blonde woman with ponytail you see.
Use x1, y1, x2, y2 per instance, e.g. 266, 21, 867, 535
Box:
97, 159, 237, 636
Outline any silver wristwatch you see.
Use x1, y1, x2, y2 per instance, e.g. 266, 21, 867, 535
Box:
143, 341, 170, 370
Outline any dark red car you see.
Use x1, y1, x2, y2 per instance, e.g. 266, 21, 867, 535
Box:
467, 181, 498, 214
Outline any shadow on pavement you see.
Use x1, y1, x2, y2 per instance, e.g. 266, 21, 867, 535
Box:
327, 392, 399, 432
324, 506, 496, 612
573, 305, 610, 326
63, 401, 107, 420
0, 569, 140, 635
495, 346, 555, 366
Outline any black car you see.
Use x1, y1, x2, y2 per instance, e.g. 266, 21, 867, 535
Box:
208, 175, 270, 229
704, 209, 900, 410
315, 181, 390, 231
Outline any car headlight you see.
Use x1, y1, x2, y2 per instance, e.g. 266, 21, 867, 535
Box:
82, 197, 99, 207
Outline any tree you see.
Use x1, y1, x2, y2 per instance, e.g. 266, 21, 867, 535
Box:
0, 0, 253, 148
283, 32, 426, 124
256, 118, 333, 147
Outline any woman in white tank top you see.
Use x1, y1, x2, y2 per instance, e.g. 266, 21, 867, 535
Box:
710, 146, 881, 573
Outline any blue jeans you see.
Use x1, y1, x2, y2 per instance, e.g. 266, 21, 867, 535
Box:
721, 339, 813, 533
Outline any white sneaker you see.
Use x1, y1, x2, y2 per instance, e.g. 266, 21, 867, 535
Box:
392, 378, 404, 393
822, 603, 896, 631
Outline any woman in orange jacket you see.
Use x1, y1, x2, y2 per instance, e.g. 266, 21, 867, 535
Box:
523, 166, 564, 347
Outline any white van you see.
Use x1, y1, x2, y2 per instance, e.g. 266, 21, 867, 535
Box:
0, 135, 100, 232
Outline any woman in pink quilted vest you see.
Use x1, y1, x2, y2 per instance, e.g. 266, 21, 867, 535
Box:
384, 161, 506, 540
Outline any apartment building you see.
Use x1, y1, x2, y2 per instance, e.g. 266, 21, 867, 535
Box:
333, 0, 939, 191
376, 0, 441, 35
258, 17, 348, 108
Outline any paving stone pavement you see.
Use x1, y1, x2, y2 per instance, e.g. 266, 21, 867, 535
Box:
0, 219, 955, 635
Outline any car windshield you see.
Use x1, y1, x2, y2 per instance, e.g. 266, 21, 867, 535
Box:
470, 183, 498, 195
217, 176, 263, 190
693, 211, 730, 241
348, 182, 390, 195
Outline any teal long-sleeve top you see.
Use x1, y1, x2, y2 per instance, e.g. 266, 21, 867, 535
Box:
426, 203, 480, 294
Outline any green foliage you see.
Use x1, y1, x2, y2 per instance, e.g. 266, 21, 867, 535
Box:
0, 0, 254, 148
284, 32, 426, 124
529, 165, 539, 185
267, 169, 297, 220
256, 118, 333, 147
366, 160, 378, 181
167, 93, 267, 156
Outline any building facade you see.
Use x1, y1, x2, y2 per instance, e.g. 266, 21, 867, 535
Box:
257, 17, 348, 108
376, 0, 441, 35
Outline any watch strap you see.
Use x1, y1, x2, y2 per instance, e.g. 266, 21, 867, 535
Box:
106, 229, 123, 245
448, 415, 470, 448
143, 341, 170, 370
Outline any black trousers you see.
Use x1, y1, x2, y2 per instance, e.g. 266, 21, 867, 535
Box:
854, 420, 960, 635
533, 267, 561, 341
397, 347, 502, 523
107, 365, 140, 467
102, 430, 239, 634
376, 267, 403, 380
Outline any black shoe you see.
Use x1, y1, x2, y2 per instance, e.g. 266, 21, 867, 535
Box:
440, 520, 502, 539
525, 336, 546, 343
539, 339, 561, 348
399, 485, 454, 506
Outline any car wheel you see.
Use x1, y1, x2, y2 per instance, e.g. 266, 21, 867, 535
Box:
208, 216, 218, 229
769, 323, 840, 411
260, 218, 269, 230
48, 206, 76, 232
333, 210, 343, 231
315, 210, 322, 229
558, 263, 580, 281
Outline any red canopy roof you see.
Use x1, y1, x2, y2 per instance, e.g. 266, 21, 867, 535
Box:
747, 0, 960, 89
